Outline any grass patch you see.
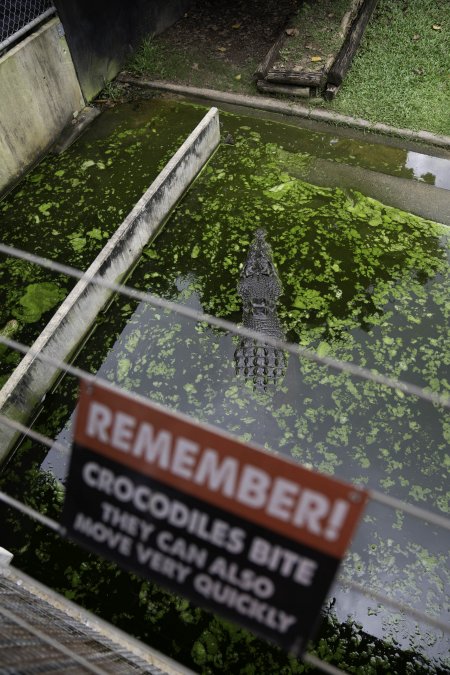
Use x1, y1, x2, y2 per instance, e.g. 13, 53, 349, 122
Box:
99, 80, 127, 101
327, 0, 450, 134
125, 0, 450, 135
278, 0, 354, 66
128, 37, 186, 80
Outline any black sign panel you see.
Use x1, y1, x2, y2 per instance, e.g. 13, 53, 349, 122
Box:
62, 382, 368, 655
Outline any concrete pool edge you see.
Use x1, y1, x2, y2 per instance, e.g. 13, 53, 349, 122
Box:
0, 107, 221, 461
117, 75, 450, 151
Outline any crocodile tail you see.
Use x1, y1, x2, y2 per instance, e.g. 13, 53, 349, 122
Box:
234, 338, 287, 392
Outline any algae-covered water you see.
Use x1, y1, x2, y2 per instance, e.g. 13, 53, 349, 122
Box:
0, 99, 207, 385
1, 100, 449, 668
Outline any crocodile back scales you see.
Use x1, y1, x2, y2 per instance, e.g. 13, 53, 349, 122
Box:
234, 229, 287, 391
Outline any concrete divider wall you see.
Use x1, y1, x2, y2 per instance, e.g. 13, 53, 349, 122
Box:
0, 17, 85, 196
0, 107, 220, 461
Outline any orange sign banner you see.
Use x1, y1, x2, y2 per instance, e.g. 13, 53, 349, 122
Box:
74, 381, 368, 559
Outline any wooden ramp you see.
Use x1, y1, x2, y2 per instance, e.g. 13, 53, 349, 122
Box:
256, 0, 378, 100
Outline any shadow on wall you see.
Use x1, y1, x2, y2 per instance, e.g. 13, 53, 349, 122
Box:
54, 0, 192, 101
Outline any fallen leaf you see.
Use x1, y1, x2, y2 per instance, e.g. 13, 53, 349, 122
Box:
235, 74, 242, 80
232, 22, 241, 29
412, 33, 421, 41
311, 55, 322, 62
413, 67, 424, 76
432, 24, 442, 31
305, 43, 314, 49
217, 46, 227, 52
285, 28, 299, 37
192, 62, 199, 70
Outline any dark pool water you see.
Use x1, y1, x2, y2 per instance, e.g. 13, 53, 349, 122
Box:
1, 99, 449, 666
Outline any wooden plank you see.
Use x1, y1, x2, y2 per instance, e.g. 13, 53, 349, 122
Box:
264, 0, 365, 91
323, 83, 340, 101
256, 80, 312, 98
254, 26, 288, 80
259, 0, 365, 89
266, 67, 324, 87
340, 0, 365, 38
328, 0, 378, 86
267, 52, 337, 87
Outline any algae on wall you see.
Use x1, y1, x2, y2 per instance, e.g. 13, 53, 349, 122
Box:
0, 18, 85, 195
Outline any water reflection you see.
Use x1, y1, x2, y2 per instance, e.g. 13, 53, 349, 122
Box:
406, 152, 450, 189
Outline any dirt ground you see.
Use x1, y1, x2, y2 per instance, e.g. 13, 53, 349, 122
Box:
162, 0, 298, 67
123, 0, 300, 93
120, 0, 357, 98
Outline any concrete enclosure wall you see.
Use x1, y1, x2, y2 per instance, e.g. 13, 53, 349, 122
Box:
0, 18, 85, 196
0, 108, 221, 461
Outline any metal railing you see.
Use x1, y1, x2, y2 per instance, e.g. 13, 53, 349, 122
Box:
0, 244, 449, 675
0, 565, 192, 675
0, 0, 56, 53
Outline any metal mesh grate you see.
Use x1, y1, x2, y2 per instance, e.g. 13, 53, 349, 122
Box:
0, 571, 170, 675
0, 0, 55, 50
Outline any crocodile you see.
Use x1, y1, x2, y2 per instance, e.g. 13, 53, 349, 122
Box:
234, 228, 287, 391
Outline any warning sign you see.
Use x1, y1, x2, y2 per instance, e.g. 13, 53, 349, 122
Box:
62, 381, 368, 655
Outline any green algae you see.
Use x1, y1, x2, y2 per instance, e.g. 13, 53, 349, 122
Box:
2, 105, 449, 669
17, 116, 446, 646
57, 116, 446, 660
0, 319, 19, 340
0, 321, 20, 379
0, 99, 209, 383
12, 282, 67, 324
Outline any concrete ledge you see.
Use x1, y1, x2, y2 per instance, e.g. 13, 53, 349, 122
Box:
0, 548, 13, 567
0, 107, 220, 460
287, 157, 450, 226
52, 106, 102, 155
118, 75, 450, 150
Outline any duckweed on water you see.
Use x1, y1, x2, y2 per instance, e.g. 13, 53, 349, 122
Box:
0, 99, 207, 382
12, 282, 67, 324
1, 105, 449, 671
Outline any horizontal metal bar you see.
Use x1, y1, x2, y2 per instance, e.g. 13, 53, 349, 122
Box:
1, 340, 449, 535
0, 243, 448, 410
339, 577, 449, 634
303, 654, 348, 675
0, 7, 56, 53
0, 488, 64, 535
